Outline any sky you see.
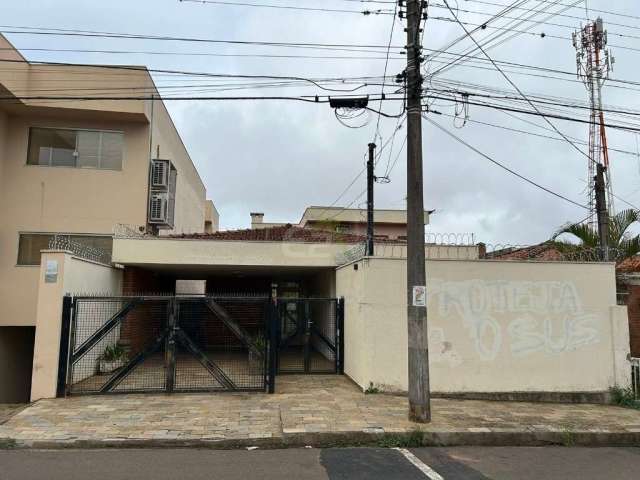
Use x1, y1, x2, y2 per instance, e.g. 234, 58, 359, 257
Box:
3, 0, 640, 246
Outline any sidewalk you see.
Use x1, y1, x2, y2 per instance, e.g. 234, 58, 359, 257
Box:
1, 376, 640, 448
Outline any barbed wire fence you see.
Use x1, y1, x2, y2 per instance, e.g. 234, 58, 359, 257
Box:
48, 235, 112, 265
336, 240, 625, 265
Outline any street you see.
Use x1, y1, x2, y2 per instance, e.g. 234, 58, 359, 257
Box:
1, 447, 639, 480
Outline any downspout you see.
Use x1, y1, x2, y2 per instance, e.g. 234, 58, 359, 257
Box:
145, 94, 155, 234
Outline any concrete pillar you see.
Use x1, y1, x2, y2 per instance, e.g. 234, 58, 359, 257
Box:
30, 250, 71, 401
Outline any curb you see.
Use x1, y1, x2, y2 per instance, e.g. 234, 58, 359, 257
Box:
2, 430, 640, 450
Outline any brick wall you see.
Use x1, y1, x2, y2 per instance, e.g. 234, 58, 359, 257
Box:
120, 267, 174, 355
626, 284, 640, 357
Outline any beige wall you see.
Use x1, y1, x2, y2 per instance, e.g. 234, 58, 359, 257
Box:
151, 99, 206, 235
205, 200, 219, 233
0, 115, 148, 327
337, 258, 630, 394
113, 238, 354, 268
0, 41, 208, 327
30, 250, 123, 401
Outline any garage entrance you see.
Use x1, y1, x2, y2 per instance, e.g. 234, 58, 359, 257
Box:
57, 294, 343, 396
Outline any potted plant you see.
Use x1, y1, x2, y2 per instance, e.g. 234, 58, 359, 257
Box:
249, 334, 266, 368
98, 344, 127, 374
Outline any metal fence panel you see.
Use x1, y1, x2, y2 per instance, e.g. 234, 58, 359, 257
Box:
276, 298, 339, 374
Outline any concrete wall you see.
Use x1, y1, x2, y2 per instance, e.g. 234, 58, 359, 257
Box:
30, 250, 123, 401
336, 258, 630, 395
113, 238, 354, 268
0, 326, 35, 403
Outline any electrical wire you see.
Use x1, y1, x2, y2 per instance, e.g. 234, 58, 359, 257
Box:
425, 116, 589, 210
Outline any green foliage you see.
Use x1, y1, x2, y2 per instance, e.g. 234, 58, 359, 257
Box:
0, 438, 17, 449
610, 386, 640, 410
364, 382, 380, 394
102, 344, 126, 362
253, 333, 267, 353
553, 209, 640, 259
377, 429, 424, 448
560, 429, 575, 447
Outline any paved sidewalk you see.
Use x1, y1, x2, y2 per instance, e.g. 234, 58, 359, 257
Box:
1, 376, 640, 448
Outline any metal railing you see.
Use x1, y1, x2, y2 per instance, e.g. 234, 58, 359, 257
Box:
632, 357, 640, 400
49, 235, 112, 265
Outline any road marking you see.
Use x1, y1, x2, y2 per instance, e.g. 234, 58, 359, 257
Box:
395, 448, 444, 480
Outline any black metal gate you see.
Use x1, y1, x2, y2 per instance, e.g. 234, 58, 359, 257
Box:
58, 295, 344, 396
57, 296, 273, 396
275, 298, 344, 374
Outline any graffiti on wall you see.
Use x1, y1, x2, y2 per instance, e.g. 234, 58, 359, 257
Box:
430, 280, 601, 360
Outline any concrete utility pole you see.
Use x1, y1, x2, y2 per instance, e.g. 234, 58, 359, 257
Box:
405, 0, 431, 423
595, 163, 610, 261
367, 143, 376, 256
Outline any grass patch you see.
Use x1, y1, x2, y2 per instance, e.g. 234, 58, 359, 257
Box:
610, 386, 640, 410
364, 382, 381, 395
376, 429, 424, 448
560, 428, 575, 447
0, 438, 17, 449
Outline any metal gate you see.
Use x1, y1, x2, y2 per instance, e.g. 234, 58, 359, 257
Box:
57, 296, 272, 396
57, 295, 344, 396
275, 298, 344, 374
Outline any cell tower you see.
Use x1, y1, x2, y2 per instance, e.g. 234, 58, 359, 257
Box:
573, 17, 615, 227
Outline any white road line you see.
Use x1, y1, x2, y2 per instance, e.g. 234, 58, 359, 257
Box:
395, 448, 444, 480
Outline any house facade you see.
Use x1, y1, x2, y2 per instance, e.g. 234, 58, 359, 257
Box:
20, 223, 630, 403
0, 36, 214, 402
250, 207, 432, 241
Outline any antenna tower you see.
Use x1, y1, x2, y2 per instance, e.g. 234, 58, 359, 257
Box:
573, 17, 615, 226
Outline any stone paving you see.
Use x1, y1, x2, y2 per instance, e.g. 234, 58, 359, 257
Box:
0, 405, 25, 425
1, 376, 640, 447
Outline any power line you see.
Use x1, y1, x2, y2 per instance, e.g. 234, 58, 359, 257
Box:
178, 0, 393, 15
372, 0, 399, 144
425, 116, 589, 210
440, 0, 594, 162
435, 110, 640, 158
475, 0, 640, 22
423, 94, 640, 133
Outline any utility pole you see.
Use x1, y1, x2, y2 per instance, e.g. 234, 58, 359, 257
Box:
405, 0, 430, 423
367, 143, 376, 256
595, 163, 610, 261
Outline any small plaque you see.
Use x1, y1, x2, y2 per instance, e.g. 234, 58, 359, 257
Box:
412, 286, 426, 307
45, 260, 58, 283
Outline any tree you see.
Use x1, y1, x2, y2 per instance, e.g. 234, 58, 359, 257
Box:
552, 209, 640, 259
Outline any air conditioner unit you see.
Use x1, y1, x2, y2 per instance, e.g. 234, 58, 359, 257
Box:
150, 159, 171, 189
149, 192, 169, 224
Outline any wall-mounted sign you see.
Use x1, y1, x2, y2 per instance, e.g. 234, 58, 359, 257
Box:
45, 260, 58, 283
412, 285, 426, 307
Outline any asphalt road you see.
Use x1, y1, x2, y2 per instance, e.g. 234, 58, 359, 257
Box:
1, 447, 639, 479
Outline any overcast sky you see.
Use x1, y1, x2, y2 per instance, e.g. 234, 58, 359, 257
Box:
4, 0, 640, 245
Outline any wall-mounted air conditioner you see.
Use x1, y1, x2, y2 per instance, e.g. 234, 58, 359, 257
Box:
150, 159, 171, 190
149, 192, 170, 224
148, 159, 177, 229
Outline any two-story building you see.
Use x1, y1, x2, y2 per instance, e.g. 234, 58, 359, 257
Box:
250, 207, 432, 240
0, 35, 216, 402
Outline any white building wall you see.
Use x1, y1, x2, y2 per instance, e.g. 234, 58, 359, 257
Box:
336, 258, 630, 394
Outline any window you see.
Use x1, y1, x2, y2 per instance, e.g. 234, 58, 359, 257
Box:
27, 127, 123, 170
17, 233, 113, 266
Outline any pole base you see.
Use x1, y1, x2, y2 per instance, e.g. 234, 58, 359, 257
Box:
409, 404, 431, 423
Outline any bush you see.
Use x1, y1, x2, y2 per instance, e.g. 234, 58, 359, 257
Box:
610, 386, 640, 409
